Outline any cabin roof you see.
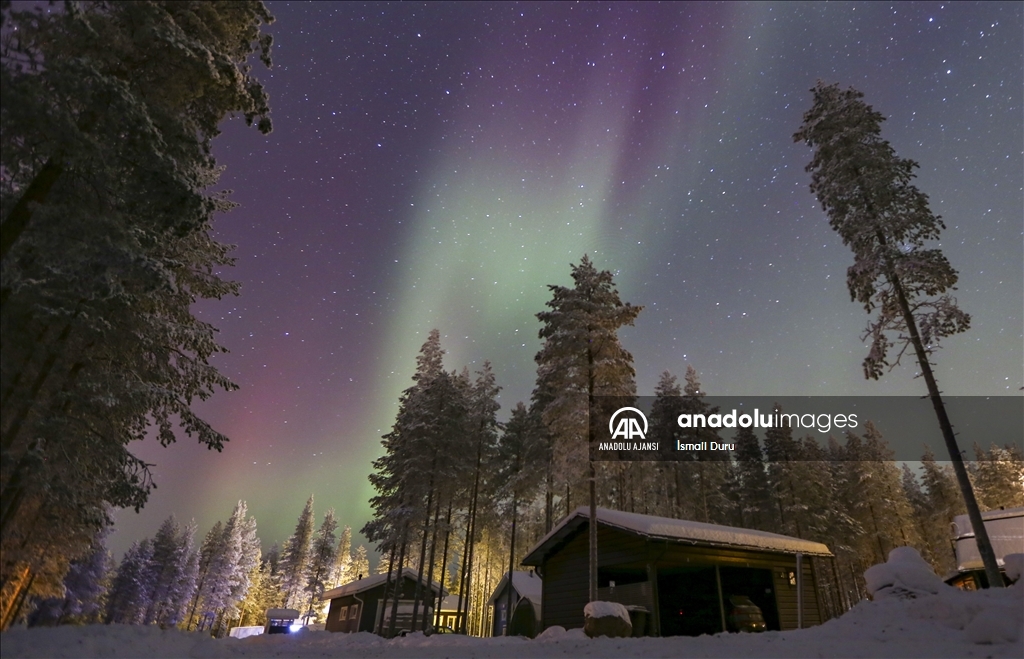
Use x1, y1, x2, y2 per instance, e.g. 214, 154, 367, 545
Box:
322, 566, 444, 601
486, 570, 543, 607
522, 506, 832, 566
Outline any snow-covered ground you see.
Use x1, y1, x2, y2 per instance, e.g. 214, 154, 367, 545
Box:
4, 587, 1019, 659
5, 550, 1022, 658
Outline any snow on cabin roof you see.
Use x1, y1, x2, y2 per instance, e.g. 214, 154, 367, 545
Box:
521, 506, 832, 566
321, 567, 444, 601
486, 570, 543, 607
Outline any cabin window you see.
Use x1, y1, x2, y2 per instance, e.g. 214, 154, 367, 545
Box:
349, 604, 359, 619
787, 570, 797, 587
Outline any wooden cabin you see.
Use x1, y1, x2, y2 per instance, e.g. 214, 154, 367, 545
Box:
322, 567, 444, 635
486, 570, 542, 637
521, 506, 835, 636
433, 594, 466, 631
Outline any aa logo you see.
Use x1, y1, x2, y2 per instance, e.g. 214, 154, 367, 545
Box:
609, 407, 648, 440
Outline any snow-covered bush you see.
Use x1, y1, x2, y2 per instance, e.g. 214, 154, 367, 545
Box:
864, 546, 946, 600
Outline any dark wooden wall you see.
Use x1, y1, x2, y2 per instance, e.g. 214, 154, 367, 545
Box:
324, 577, 441, 634
539, 521, 826, 634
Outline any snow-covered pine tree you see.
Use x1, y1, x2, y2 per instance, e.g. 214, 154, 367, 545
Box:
186, 521, 222, 629
763, 404, 805, 537
647, 372, 687, 519
280, 496, 315, 610
329, 526, 353, 588
451, 365, 500, 633
901, 464, 941, 570
794, 81, 999, 587
227, 511, 261, 632
105, 539, 154, 625
730, 426, 777, 532
28, 525, 111, 627
142, 515, 199, 627
678, 367, 732, 524
199, 505, 246, 634
168, 521, 199, 629
0, 3, 275, 621
917, 448, 966, 575
302, 509, 338, 623
350, 546, 369, 581
493, 402, 546, 634
971, 443, 1024, 510
534, 255, 641, 603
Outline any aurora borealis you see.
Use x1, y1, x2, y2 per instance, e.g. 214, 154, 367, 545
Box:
109, 1, 1022, 557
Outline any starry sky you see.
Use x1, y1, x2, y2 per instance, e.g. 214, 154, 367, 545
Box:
108, 1, 1023, 558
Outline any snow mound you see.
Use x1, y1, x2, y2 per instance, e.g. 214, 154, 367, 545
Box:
965, 610, 1021, 645
859, 547, 1023, 647
1003, 553, 1023, 583
534, 625, 566, 641
864, 546, 946, 600
583, 600, 630, 622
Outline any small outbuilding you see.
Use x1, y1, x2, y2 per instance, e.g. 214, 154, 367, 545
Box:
945, 506, 1023, 589
486, 570, 542, 637
433, 594, 466, 631
521, 506, 835, 637
322, 567, 444, 635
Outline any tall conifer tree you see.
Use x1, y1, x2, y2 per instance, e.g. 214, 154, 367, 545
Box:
795, 81, 1000, 586
534, 255, 641, 602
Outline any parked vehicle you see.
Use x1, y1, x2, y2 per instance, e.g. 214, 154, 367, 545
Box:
726, 595, 766, 633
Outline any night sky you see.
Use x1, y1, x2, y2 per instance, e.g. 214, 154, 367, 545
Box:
109, 1, 1023, 558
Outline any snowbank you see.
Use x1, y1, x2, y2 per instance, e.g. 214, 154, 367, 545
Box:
4, 550, 1021, 658
864, 546, 945, 599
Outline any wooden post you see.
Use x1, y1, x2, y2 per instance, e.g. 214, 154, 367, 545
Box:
715, 565, 727, 633
646, 562, 660, 637
796, 553, 803, 629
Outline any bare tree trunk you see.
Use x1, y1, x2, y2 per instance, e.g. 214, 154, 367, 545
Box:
0, 158, 64, 262
386, 528, 409, 637
434, 500, 453, 625
411, 469, 436, 631
886, 259, 1003, 587
504, 495, 517, 635
421, 493, 443, 630
376, 546, 396, 636
588, 461, 598, 603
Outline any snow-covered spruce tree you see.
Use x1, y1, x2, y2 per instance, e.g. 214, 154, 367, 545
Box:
186, 521, 223, 630
901, 464, 943, 572
763, 405, 804, 538
794, 82, 1000, 587
0, 2, 274, 620
408, 368, 472, 632
105, 539, 154, 625
648, 372, 687, 519
198, 502, 260, 635
970, 443, 1024, 510
227, 509, 261, 633
142, 516, 187, 626
534, 255, 641, 602
280, 496, 315, 610
451, 365, 500, 633
917, 448, 967, 575
27, 525, 111, 627
329, 526, 353, 588
168, 521, 200, 629
350, 546, 370, 582
302, 509, 338, 623
493, 402, 545, 634
363, 331, 446, 635
729, 426, 777, 532
677, 367, 732, 524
